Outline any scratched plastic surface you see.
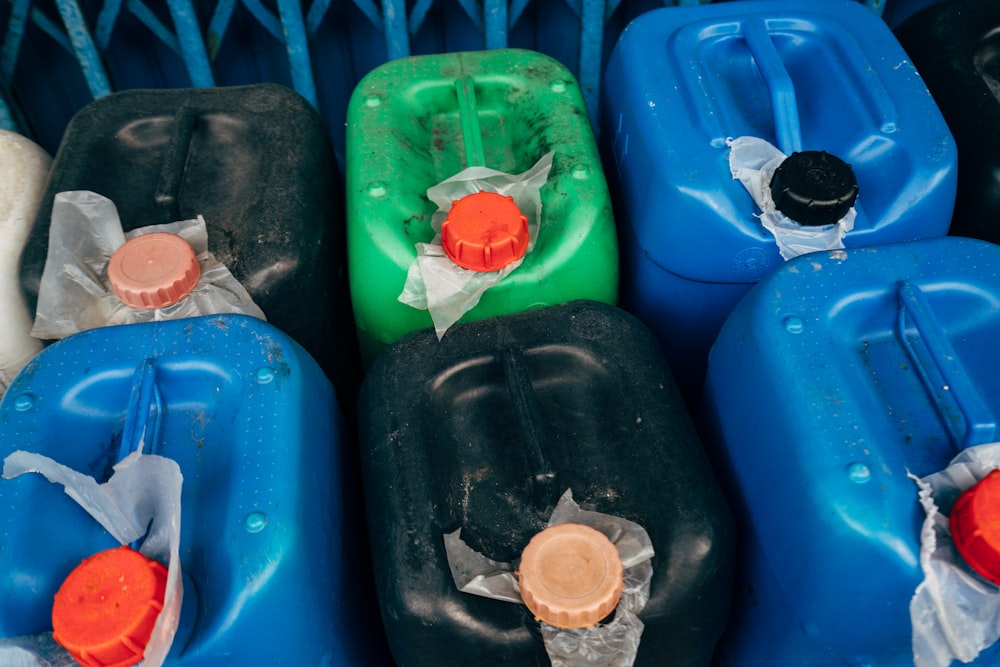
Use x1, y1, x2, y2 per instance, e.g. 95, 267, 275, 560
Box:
702, 237, 1000, 666
0, 314, 388, 665
601, 0, 957, 404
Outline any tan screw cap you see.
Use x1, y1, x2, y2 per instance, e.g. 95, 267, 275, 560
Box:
517, 522, 624, 629
107, 232, 201, 310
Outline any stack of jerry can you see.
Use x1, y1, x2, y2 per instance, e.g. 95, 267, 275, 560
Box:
0, 1, 979, 666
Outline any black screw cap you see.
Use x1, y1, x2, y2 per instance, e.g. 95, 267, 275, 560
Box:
768, 151, 858, 227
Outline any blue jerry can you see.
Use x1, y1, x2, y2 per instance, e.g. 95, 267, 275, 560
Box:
702, 237, 1000, 666
0, 315, 386, 665
601, 0, 957, 404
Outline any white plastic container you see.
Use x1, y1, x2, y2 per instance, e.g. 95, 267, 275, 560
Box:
0, 130, 49, 393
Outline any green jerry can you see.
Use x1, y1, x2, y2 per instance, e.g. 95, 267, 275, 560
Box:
346, 48, 618, 366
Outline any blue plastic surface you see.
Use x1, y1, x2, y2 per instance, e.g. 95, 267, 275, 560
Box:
601, 0, 956, 403
0, 0, 892, 165
702, 237, 1000, 666
0, 315, 386, 665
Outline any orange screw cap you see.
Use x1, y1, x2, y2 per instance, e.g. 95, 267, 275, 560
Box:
52, 546, 168, 667
440, 191, 529, 272
107, 232, 201, 310
516, 523, 624, 629
950, 468, 1000, 585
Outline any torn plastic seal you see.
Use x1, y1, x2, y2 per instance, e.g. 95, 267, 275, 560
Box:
31, 190, 265, 340
444, 489, 654, 666
0, 634, 78, 667
0, 449, 183, 667
398, 152, 553, 339
728, 136, 856, 261
909, 442, 1000, 667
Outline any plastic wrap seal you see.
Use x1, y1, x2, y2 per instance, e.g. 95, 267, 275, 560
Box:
31, 190, 265, 340
0, 633, 78, 667
0, 448, 184, 667
910, 442, 1000, 667
727, 136, 856, 261
398, 152, 553, 339
444, 489, 654, 666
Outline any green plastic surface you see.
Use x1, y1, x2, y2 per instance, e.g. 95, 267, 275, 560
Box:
346, 49, 618, 365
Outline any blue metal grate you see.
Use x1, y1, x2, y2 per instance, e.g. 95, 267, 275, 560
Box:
0, 0, 890, 164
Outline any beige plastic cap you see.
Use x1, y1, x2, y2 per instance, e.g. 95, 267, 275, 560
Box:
517, 523, 624, 629
107, 232, 201, 310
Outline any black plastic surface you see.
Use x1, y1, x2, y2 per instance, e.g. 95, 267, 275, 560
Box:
769, 150, 858, 226
896, 0, 1000, 242
20, 83, 359, 409
358, 300, 735, 667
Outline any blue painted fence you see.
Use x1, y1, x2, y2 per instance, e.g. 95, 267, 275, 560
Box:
0, 0, 891, 166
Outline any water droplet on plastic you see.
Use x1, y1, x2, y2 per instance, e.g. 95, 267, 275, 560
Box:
848, 463, 871, 484
245, 511, 268, 533
783, 316, 804, 334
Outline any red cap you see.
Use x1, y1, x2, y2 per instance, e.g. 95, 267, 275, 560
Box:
52, 546, 168, 667
950, 468, 1000, 585
440, 191, 529, 272
107, 232, 201, 309
516, 523, 624, 629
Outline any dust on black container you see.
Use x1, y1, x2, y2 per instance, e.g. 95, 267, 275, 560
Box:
358, 300, 735, 666
896, 0, 1000, 243
19, 83, 359, 409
